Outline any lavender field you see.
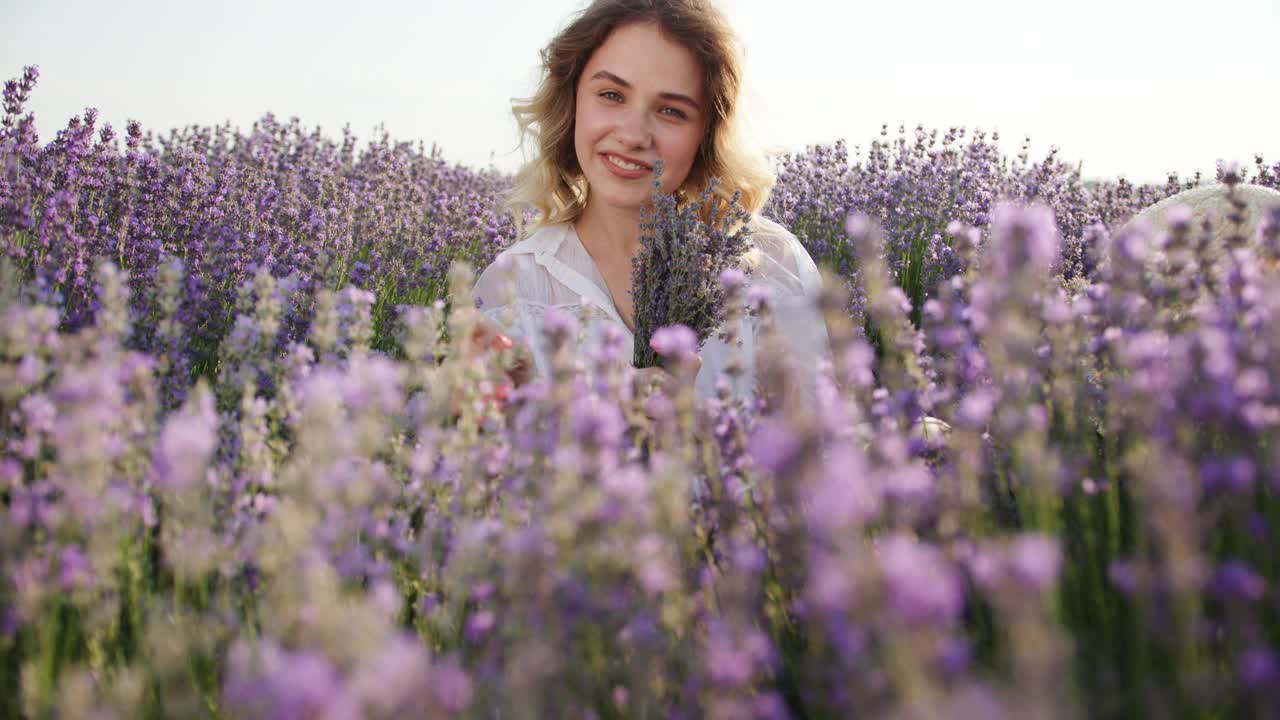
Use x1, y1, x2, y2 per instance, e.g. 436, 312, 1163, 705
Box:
4, 63, 1280, 718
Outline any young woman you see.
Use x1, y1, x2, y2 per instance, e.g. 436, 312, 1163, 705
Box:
470, 0, 830, 400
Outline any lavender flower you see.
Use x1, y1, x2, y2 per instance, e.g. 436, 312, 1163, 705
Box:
877, 533, 964, 626
648, 324, 700, 361
630, 162, 753, 368
152, 382, 218, 490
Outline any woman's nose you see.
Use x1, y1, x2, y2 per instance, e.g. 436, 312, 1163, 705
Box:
614, 107, 653, 148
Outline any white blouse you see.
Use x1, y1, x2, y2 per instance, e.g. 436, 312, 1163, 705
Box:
470, 215, 831, 401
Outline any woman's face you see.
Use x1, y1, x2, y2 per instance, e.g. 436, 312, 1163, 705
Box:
574, 22, 708, 213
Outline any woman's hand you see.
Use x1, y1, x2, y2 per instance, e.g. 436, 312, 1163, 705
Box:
634, 353, 702, 394
466, 316, 533, 389
444, 316, 534, 421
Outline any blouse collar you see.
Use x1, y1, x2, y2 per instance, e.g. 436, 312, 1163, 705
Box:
522, 223, 632, 333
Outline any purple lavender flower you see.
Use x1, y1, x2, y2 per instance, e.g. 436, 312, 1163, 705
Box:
58, 545, 93, 590
744, 283, 773, 313
431, 656, 474, 713
1240, 648, 1279, 689
347, 632, 433, 714
807, 552, 855, 614
703, 619, 773, 688
542, 306, 578, 348
1260, 206, 1280, 257
956, 388, 998, 427
569, 393, 625, 449
631, 162, 753, 368
1209, 561, 1266, 602
986, 201, 1061, 277
936, 637, 974, 677
805, 442, 877, 533
648, 324, 700, 361
877, 533, 964, 625
746, 416, 804, 475
223, 641, 359, 719
152, 383, 218, 490
465, 609, 496, 642
1199, 456, 1256, 494
718, 266, 746, 292
1006, 534, 1062, 594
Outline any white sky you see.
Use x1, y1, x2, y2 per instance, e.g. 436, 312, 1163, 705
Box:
3, 0, 1277, 184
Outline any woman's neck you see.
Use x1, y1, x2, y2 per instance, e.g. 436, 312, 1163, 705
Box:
575, 200, 643, 264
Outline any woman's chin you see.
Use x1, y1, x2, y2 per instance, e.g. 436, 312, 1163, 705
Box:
587, 186, 649, 213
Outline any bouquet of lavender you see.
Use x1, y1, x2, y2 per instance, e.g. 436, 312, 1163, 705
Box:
631, 162, 755, 369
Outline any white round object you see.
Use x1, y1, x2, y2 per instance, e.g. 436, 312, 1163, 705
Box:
1123, 183, 1280, 243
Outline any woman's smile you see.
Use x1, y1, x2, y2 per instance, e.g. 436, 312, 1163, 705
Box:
601, 152, 653, 178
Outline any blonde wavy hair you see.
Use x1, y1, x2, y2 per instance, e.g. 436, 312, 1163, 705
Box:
506, 0, 775, 236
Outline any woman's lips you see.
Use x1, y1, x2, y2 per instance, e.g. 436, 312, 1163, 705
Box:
601, 152, 652, 179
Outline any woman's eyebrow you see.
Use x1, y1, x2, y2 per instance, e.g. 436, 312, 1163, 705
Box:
588, 70, 701, 111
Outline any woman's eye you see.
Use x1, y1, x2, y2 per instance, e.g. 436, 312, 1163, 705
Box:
660, 107, 688, 120
601, 91, 623, 102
